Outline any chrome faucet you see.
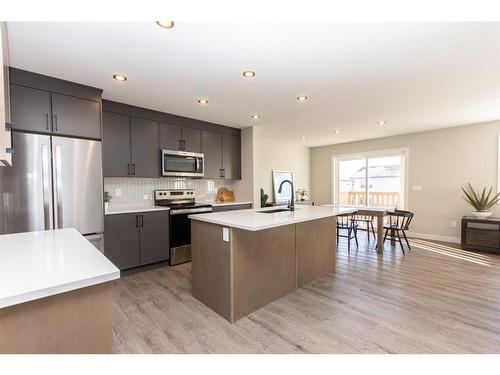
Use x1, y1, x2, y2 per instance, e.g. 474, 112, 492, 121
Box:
278, 179, 295, 211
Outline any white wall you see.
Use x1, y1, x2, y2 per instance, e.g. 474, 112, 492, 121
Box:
311, 120, 500, 242
252, 126, 311, 208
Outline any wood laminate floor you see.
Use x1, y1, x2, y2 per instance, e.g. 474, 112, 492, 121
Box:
112, 235, 500, 353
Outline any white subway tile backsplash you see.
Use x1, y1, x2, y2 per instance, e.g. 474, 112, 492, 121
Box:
104, 177, 235, 208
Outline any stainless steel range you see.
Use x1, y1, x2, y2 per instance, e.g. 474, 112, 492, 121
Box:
154, 189, 212, 265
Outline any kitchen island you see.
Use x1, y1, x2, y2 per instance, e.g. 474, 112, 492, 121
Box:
0, 228, 120, 353
189, 205, 355, 322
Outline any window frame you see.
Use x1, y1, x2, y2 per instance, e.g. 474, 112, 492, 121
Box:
331, 147, 409, 209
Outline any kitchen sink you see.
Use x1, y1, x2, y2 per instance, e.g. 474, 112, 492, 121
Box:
257, 208, 293, 214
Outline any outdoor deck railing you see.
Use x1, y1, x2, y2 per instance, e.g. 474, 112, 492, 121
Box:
339, 191, 401, 208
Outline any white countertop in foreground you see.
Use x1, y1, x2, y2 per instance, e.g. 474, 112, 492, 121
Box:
0, 228, 120, 309
189, 205, 357, 231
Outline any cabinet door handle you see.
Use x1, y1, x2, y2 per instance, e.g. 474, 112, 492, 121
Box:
141, 214, 144, 227
132, 163, 136, 175
222, 168, 225, 178
54, 114, 58, 131
127, 163, 131, 175
45, 113, 49, 130
135, 214, 139, 228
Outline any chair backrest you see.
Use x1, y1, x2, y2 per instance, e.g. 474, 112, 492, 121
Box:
337, 214, 353, 228
388, 210, 414, 230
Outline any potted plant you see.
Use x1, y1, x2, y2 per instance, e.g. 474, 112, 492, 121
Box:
462, 183, 500, 218
296, 188, 308, 201
104, 191, 112, 212
260, 188, 273, 208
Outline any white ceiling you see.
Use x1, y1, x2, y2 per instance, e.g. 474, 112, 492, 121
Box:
6, 22, 500, 147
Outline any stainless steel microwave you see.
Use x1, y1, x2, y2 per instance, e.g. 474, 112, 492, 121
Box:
161, 150, 204, 177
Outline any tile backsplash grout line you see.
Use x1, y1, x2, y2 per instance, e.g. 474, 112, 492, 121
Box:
104, 177, 235, 208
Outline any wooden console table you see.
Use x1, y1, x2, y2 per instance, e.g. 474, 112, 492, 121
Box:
461, 216, 500, 254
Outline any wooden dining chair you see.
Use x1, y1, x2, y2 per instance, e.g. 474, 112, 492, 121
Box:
351, 215, 376, 241
378, 210, 414, 254
336, 214, 359, 252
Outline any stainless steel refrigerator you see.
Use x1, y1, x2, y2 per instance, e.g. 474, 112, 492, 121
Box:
0, 132, 104, 249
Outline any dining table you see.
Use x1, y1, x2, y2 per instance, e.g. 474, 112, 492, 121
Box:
323, 204, 395, 253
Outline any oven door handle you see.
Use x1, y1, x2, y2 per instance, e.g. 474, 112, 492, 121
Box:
170, 208, 213, 215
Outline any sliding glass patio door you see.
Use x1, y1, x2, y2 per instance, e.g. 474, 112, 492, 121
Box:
334, 150, 406, 209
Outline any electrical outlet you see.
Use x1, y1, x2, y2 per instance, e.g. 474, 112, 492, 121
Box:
143, 194, 149, 200
412, 185, 422, 191
450, 220, 457, 228
222, 227, 229, 242
115, 188, 122, 197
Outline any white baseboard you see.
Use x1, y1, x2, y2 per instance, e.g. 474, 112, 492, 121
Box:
406, 231, 460, 244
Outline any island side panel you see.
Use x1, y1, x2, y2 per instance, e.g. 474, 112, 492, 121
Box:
231, 224, 296, 322
191, 220, 233, 322
296, 217, 336, 287
0, 282, 113, 354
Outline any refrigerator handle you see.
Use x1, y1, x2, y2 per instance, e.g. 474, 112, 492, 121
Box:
41, 144, 51, 230
53, 145, 63, 229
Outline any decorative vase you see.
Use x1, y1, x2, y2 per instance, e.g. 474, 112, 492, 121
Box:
472, 211, 492, 218
105, 202, 109, 212
300, 197, 305, 201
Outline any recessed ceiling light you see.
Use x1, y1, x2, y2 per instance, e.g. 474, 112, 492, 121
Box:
334, 129, 341, 134
198, 99, 209, 105
297, 95, 308, 102
299, 136, 306, 140
156, 21, 175, 29
243, 71, 256, 78
377, 121, 386, 126
251, 114, 260, 120
113, 74, 127, 82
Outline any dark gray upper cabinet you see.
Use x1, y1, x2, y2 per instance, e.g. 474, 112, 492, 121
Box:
104, 213, 141, 270
10, 85, 52, 133
159, 122, 182, 151
52, 93, 101, 139
130, 117, 160, 177
102, 111, 131, 177
222, 134, 241, 179
139, 210, 170, 265
202, 130, 223, 178
182, 126, 201, 153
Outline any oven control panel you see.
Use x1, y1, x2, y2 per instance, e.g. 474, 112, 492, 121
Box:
154, 189, 196, 201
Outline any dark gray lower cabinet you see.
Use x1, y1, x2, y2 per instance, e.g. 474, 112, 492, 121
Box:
139, 211, 170, 265
104, 210, 170, 270
104, 213, 140, 270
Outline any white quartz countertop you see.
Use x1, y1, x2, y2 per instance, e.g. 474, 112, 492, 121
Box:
0, 228, 120, 309
189, 205, 357, 231
105, 205, 170, 215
